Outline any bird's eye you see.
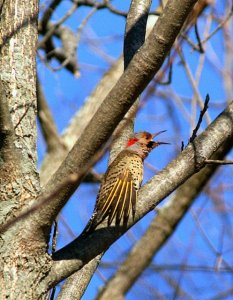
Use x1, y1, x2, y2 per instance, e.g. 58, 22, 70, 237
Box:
145, 133, 152, 140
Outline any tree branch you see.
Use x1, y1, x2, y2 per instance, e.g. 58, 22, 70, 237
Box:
56, 255, 103, 300
96, 140, 232, 299
56, 1, 153, 297
36, 0, 199, 234
45, 101, 233, 288
40, 0, 63, 32
205, 159, 233, 165
39, 59, 123, 186
190, 94, 210, 143
109, 0, 152, 163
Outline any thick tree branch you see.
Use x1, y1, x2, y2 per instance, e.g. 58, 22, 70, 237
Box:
44, 101, 233, 288
124, 0, 152, 68
39, 59, 123, 186
56, 1, 153, 297
36, 0, 198, 234
40, 0, 210, 183
96, 141, 232, 299
109, 0, 152, 163
56, 255, 103, 300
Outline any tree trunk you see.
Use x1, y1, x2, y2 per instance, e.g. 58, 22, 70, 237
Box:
0, 1, 51, 298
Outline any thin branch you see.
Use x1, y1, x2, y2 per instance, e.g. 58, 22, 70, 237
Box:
40, 0, 63, 31
205, 159, 233, 165
177, 48, 211, 126
39, 42, 80, 75
39, 0, 62, 31
104, 0, 128, 17
194, 21, 204, 53
189, 94, 210, 143
198, 4, 233, 46
39, 2, 79, 49
73, 0, 127, 17
76, 6, 97, 46
101, 262, 233, 274
14, 103, 35, 130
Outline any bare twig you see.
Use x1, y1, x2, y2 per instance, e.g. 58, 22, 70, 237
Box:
73, 0, 127, 17
191, 210, 232, 270
39, 2, 79, 48
194, 22, 204, 53
76, 7, 97, 45
198, 4, 233, 46
40, 0, 63, 31
205, 159, 233, 165
189, 94, 210, 143
177, 48, 211, 126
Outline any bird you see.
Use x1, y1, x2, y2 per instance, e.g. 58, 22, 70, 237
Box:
83, 131, 169, 234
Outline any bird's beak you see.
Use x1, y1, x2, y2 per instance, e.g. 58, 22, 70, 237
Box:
152, 130, 167, 138
156, 141, 170, 145
152, 130, 170, 145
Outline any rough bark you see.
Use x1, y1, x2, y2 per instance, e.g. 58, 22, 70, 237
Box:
0, 1, 51, 299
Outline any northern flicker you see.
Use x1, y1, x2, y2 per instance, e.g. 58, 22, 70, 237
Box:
84, 131, 169, 234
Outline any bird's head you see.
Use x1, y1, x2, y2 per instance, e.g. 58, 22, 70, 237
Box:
126, 130, 169, 159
